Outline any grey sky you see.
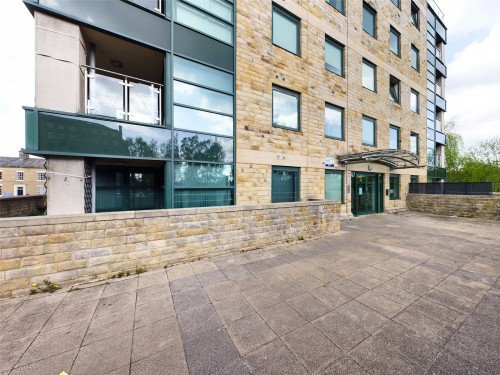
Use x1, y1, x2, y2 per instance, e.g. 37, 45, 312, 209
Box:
0, 0, 498, 157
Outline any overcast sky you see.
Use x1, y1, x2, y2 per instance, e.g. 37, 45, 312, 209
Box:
0, 0, 499, 157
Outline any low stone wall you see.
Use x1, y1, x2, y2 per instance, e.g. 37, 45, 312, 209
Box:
0, 201, 340, 298
0, 196, 46, 218
406, 194, 500, 220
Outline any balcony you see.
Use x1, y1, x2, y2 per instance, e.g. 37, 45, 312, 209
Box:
436, 130, 446, 146
436, 94, 447, 111
436, 58, 447, 78
85, 66, 162, 126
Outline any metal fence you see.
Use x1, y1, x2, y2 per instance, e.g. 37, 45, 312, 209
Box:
409, 182, 493, 195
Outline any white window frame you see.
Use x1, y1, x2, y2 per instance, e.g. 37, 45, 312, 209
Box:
17, 171, 24, 181
37, 171, 46, 181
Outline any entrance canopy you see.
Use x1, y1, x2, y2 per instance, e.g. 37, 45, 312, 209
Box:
338, 150, 422, 170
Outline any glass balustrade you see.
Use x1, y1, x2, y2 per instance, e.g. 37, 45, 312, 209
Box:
86, 66, 162, 126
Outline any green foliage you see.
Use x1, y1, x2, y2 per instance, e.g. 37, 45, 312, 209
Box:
135, 266, 147, 274
30, 278, 61, 294
445, 121, 500, 184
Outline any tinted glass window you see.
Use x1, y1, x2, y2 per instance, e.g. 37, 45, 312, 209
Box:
325, 104, 343, 139
174, 81, 233, 115
362, 60, 376, 91
273, 87, 300, 130
411, 45, 419, 70
174, 131, 233, 163
174, 106, 233, 136
363, 3, 376, 37
390, 126, 399, 149
325, 170, 343, 202
362, 116, 376, 146
390, 27, 400, 56
174, 162, 233, 187
272, 166, 300, 203
273, 6, 300, 55
183, 0, 233, 22
174, 56, 233, 93
326, 0, 344, 14
325, 39, 343, 76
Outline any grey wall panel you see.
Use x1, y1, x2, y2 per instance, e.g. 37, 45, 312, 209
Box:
34, 0, 171, 51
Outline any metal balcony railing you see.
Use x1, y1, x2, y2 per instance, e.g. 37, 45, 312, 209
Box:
84, 65, 162, 126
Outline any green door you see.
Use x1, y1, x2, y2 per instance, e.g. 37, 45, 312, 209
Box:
351, 172, 384, 216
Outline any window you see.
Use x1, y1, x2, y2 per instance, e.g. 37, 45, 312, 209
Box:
410, 175, 419, 184
363, 3, 376, 37
389, 76, 400, 104
325, 104, 344, 140
362, 60, 376, 91
175, 1, 233, 44
390, 126, 400, 149
173, 56, 233, 93
325, 38, 344, 76
272, 166, 300, 203
0, 185, 2, 195
411, 89, 419, 113
17, 171, 24, 181
174, 81, 233, 115
326, 0, 344, 14
182, 0, 233, 22
0, 171, 2, 180
325, 170, 344, 203
389, 175, 400, 200
37, 186, 46, 195
37, 172, 46, 181
272, 86, 300, 130
390, 27, 401, 56
14, 185, 25, 197
411, 45, 419, 71
391, 0, 400, 8
411, 132, 419, 155
272, 5, 300, 55
362, 116, 376, 146
411, 2, 420, 28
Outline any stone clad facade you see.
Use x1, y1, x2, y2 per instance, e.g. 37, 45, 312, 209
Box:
236, 0, 428, 213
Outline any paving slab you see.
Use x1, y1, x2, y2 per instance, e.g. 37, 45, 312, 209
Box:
244, 339, 307, 375
258, 302, 307, 336
226, 313, 277, 356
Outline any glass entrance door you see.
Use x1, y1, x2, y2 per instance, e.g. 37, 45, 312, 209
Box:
351, 172, 383, 216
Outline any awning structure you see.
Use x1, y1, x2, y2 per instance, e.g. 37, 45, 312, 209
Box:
338, 149, 422, 170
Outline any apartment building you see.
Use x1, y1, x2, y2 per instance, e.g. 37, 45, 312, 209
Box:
22, 0, 447, 216
0, 153, 46, 197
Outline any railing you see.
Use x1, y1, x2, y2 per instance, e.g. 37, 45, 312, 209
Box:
85, 65, 162, 125
130, 0, 163, 13
410, 182, 493, 195
428, 0, 445, 20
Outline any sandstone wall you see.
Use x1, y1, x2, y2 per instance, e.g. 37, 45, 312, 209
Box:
0, 196, 46, 218
0, 201, 340, 298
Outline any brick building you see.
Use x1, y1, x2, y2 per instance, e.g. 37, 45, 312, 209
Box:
21, 0, 447, 216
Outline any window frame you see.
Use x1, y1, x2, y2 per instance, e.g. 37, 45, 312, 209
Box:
325, 169, 345, 203
411, 1, 420, 29
271, 166, 300, 203
390, 26, 401, 57
362, 115, 377, 147
362, 59, 377, 92
389, 125, 400, 150
362, 2, 377, 38
389, 174, 400, 200
325, 103, 344, 140
389, 75, 401, 104
17, 171, 24, 181
326, 0, 345, 15
411, 44, 420, 71
272, 4, 301, 56
37, 171, 46, 181
325, 37, 344, 77
272, 85, 301, 131
411, 132, 419, 155
411, 89, 420, 113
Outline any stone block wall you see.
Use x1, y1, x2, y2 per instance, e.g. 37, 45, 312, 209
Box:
0, 196, 46, 218
0, 201, 340, 298
407, 194, 500, 220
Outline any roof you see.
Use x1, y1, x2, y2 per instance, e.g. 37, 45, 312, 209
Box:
0, 156, 46, 169
338, 150, 422, 170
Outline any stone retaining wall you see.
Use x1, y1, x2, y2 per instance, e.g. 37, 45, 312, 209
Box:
0, 201, 340, 298
0, 196, 46, 218
406, 194, 500, 220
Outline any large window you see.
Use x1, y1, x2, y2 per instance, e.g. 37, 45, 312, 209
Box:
390, 126, 400, 150
272, 86, 300, 130
389, 174, 400, 200
389, 76, 400, 104
325, 38, 343, 76
411, 2, 420, 29
411, 132, 419, 155
363, 3, 376, 37
362, 116, 376, 146
390, 27, 401, 57
325, 170, 344, 203
272, 166, 300, 203
411, 89, 419, 113
325, 104, 343, 140
326, 0, 344, 14
175, 1, 233, 44
411, 45, 420, 71
273, 5, 300, 55
362, 60, 376, 91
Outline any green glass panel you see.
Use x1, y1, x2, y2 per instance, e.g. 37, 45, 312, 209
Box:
174, 189, 233, 208
325, 171, 343, 202
174, 105, 233, 136
389, 175, 400, 200
273, 7, 299, 54
174, 162, 234, 187
174, 81, 233, 115
183, 0, 233, 22
38, 112, 170, 159
173, 131, 233, 163
173, 56, 233, 93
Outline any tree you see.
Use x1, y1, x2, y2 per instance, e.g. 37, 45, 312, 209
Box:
444, 120, 464, 181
